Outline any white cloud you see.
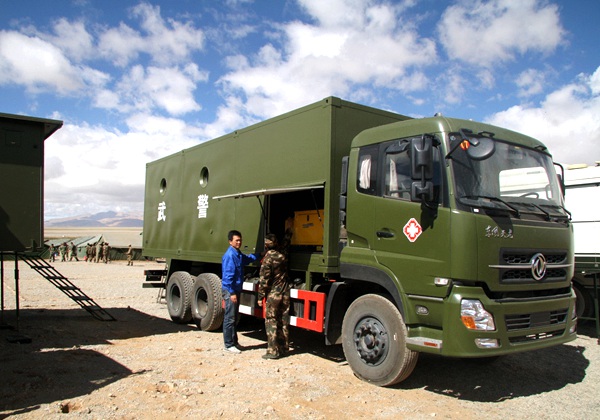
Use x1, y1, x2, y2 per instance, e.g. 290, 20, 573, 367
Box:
46, 18, 95, 62
516, 68, 546, 97
45, 156, 66, 180
98, 2, 205, 67
198, 95, 252, 139
219, 0, 437, 119
435, 66, 466, 105
97, 23, 145, 67
112, 64, 207, 115
438, 0, 565, 66
44, 118, 202, 219
0, 30, 99, 94
486, 66, 600, 166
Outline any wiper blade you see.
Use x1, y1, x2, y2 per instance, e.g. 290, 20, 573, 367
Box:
507, 200, 571, 221
530, 203, 551, 221
459, 195, 521, 217
538, 203, 572, 220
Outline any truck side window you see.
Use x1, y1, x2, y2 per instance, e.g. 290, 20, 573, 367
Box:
384, 147, 411, 200
357, 145, 378, 195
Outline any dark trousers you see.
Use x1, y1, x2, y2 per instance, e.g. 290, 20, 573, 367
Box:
222, 290, 239, 348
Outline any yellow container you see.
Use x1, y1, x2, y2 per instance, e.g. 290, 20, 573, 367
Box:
291, 209, 325, 246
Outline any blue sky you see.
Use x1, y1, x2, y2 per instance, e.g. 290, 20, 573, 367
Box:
1, 0, 599, 220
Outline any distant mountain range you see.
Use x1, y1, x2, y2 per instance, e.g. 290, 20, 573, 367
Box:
45, 211, 143, 228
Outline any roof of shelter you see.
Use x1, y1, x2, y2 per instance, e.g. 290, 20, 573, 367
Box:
45, 228, 143, 248
0, 112, 63, 140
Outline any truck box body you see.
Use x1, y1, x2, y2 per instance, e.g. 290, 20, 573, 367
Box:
143, 97, 409, 272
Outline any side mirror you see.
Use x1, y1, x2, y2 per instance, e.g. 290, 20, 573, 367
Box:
411, 135, 434, 180
411, 180, 434, 202
554, 162, 565, 197
410, 135, 435, 203
466, 137, 495, 160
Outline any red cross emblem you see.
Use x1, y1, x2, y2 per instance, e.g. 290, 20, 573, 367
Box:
403, 218, 422, 242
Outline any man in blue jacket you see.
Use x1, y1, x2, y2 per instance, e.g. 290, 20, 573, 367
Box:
222, 229, 259, 353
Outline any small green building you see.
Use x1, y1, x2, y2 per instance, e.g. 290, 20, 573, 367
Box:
0, 113, 63, 252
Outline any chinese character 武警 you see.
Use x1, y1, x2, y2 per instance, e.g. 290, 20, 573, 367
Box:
197, 194, 209, 218
157, 201, 167, 222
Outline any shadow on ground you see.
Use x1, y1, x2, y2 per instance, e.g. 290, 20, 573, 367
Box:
241, 316, 591, 402
0, 307, 191, 417
1, 309, 595, 412
401, 342, 589, 402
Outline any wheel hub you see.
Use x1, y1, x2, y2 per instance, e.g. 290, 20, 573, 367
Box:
353, 316, 388, 365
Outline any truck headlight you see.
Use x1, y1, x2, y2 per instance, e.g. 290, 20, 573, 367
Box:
461, 299, 496, 331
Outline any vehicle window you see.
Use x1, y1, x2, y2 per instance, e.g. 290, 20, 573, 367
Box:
384, 144, 411, 200
358, 138, 444, 205
356, 145, 378, 195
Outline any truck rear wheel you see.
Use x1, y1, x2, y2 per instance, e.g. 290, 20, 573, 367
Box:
191, 273, 224, 331
342, 294, 419, 386
166, 271, 194, 324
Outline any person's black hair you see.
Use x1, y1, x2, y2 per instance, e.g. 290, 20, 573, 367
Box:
228, 229, 242, 241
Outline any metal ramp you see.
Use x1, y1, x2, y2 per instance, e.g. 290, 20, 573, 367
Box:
19, 254, 115, 321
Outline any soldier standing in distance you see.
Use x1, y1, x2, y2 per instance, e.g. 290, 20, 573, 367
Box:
102, 242, 110, 263
59, 242, 67, 262
95, 241, 102, 263
258, 233, 291, 359
69, 242, 79, 261
126, 244, 133, 266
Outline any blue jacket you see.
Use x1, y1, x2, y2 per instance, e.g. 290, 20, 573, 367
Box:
221, 246, 259, 294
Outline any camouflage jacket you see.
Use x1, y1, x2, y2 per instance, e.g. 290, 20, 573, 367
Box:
258, 249, 288, 300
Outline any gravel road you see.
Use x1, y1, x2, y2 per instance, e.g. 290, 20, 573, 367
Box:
0, 259, 598, 419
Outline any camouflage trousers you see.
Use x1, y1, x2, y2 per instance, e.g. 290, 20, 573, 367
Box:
264, 286, 290, 356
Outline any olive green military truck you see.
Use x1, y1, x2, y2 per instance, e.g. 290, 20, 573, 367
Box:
143, 97, 576, 386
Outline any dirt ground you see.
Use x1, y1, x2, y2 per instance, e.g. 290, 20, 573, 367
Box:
1, 259, 599, 419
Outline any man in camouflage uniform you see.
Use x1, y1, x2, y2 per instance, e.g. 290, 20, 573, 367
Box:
69, 242, 79, 261
95, 241, 102, 263
85, 243, 92, 262
102, 242, 110, 263
126, 244, 133, 266
59, 242, 67, 262
258, 233, 290, 359
48, 244, 56, 262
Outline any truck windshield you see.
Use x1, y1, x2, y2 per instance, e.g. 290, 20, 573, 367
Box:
450, 135, 568, 220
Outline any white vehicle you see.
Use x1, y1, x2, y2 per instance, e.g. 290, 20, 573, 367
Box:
563, 163, 600, 319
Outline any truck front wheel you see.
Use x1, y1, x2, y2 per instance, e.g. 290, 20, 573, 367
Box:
166, 271, 194, 324
342, 294, 419, 386
191, 273, 224, 331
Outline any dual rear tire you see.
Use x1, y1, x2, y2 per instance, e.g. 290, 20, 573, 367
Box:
166, 271, 194, 324
191, 273, 224, 331
166, 271, 224, 331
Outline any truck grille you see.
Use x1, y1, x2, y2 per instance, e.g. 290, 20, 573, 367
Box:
497, 249, 569, 284
507, 329, 565, 344
505, 308, 568, 343
505, 308, 569, 330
